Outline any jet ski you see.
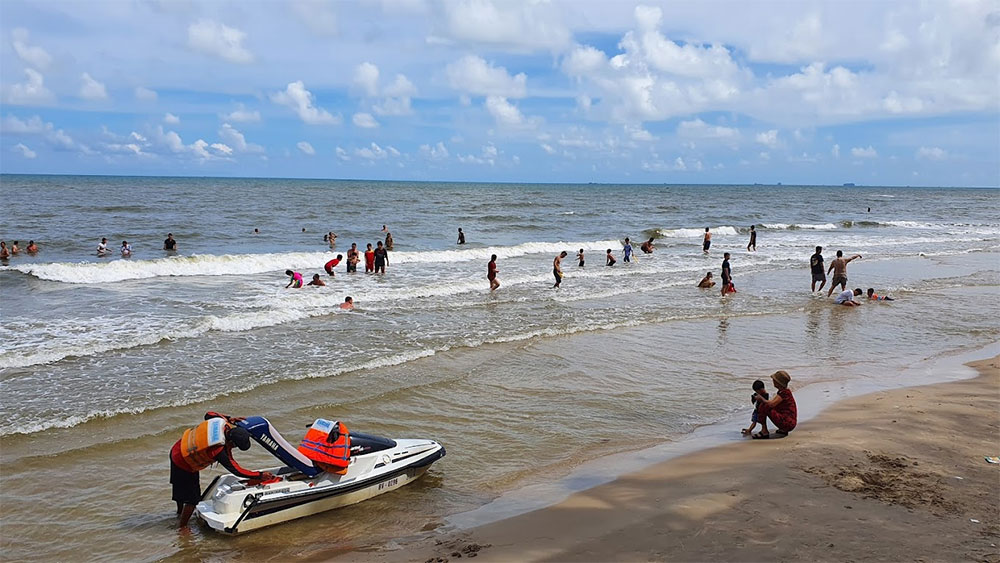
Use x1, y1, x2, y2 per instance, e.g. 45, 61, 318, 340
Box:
196, 416, 445, 534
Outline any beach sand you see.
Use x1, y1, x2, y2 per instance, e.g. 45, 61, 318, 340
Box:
347, 356, 1000, 562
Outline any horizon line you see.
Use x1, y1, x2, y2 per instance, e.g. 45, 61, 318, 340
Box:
0, 172, 996, 190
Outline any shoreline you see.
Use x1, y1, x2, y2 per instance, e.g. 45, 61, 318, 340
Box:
338, 349, 1000, 562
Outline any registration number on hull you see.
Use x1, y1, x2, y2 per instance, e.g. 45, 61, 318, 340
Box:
378, 477, 399, 490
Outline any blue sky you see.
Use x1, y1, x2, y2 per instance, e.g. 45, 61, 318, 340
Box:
1, 0, 997, 186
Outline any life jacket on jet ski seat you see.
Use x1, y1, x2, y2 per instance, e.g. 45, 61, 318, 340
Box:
298, 419, 351, 474
179, 417, 228, 471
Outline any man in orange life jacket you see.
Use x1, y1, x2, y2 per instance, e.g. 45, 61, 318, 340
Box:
170, 411, 275, 527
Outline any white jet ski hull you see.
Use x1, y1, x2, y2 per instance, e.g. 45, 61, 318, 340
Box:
196, 437, 444, 534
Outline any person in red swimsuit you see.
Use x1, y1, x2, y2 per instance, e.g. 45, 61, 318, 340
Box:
364, 243, 375, 274
751, 370, 797, 439
324, 254, 342, 276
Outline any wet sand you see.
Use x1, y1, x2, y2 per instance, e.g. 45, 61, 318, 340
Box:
347, 355, 1000, 562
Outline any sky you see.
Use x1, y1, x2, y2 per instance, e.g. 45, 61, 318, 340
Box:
0, 0, 998, 186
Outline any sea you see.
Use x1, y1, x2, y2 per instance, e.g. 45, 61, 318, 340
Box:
1, 175, 998, 560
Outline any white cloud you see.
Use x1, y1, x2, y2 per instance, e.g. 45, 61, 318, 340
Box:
483, 95, 540, 129
1, 114, 90, 153
458, 143, 500, 165
374, 74, 416, 116
677, 119, 740, 140
335, 146, 350, 161
5, 69, 54, 105
433, 0, 571, 52
540, 143, 556, 154
851, 145, 878, 158
291, 0, 337, 36
13, 143, 37, 159
831, 144, 840, 159
356, 142, 389, 159
211, 143, 233, 156
446, 55, 527, 98
625, 124, 655, 141
353, 62, 380, 97
755, 129, 779, 148
271, 81, 341, 125
220, 104, 261, 122
916, 146, 947, 160
352, 112, 379, 128
218, 123, 263, 152
163, 113, 180, 124
134, 87, 157, 101
11, 28, 52, 70
420, 141, 449, 160
2, 114, 47, 133
188, 19, 254, 64
297, 141, 316, 155
80, 73, 109, 100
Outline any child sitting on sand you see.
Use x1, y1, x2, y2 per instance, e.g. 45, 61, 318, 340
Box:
741, 380, 769, 436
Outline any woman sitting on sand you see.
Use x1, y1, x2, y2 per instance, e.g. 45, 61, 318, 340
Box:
751, 370, 797, 439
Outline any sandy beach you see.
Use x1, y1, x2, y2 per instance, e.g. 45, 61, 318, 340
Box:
349, 355, 1000, 562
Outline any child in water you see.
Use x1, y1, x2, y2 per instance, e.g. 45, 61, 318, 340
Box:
285, 270, 303, 288
867, 288, 895, 301
577, 249, 585, 267
606, 248, 616, 266
741, 380, 770, 436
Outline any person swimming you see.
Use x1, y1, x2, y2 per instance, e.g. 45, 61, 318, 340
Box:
867, 288, 895, 301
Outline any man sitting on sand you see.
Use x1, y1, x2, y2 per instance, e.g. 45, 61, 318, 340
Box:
697, 272, 716, 288
751, 370, 797, 439
834, 288, 863, 306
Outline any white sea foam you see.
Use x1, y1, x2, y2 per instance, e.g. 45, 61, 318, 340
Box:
5, 240, 622, 284
761, 223, 838, 230
655, 226, 739, 238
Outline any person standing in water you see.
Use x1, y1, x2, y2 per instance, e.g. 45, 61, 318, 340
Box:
721, 252, 734, 296
120, 241, 132, 257
810, 246, 826, 292
385, 230, 393, 250
26, 240, 38, 254
364, 243, 375, 274
97, 237, 111, 256
826, 250, 862, 297
458, 228, 466, 245
487, 254, 499, 291
553, 251, 567, 288
577, 248, 585, 267
703, 227, 712, 254
622, 237, 633, 263
347, 243, 359, 273
606, 248, 616, 266
324, 255, 342, 276
747, 225, 756, 252
373, 241, 388, 274
0, 241, 8, 260
163, 233, 177, 252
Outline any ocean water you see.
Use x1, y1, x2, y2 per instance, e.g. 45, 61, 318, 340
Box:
0, 175, 998, 560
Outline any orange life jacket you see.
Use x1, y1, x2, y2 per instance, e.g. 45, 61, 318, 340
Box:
298, 419, 351, 474
180, 417, 228, 471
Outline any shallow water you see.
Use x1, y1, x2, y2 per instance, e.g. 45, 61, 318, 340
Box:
0, 176, 998, 560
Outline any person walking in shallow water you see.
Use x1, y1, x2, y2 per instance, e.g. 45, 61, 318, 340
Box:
703, 227, 712, 254
457, 228, 466, 245
553, 251, 567, 288
487, 254, 499, 291
826, 250, 862, 297
810, 246, 826, 292
747, 225, 756, 252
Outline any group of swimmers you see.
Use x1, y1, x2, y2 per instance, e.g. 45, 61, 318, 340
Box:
0, 240, 38, 260
809, 245, 894, 306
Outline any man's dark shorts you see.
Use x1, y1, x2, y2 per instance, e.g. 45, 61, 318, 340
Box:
703, 240, 711, 251
812, 271, 826, 283
170, 456, 201, 505
831, 274, 848, 287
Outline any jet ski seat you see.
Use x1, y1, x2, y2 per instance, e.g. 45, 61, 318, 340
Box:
237, 416, 321, 478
